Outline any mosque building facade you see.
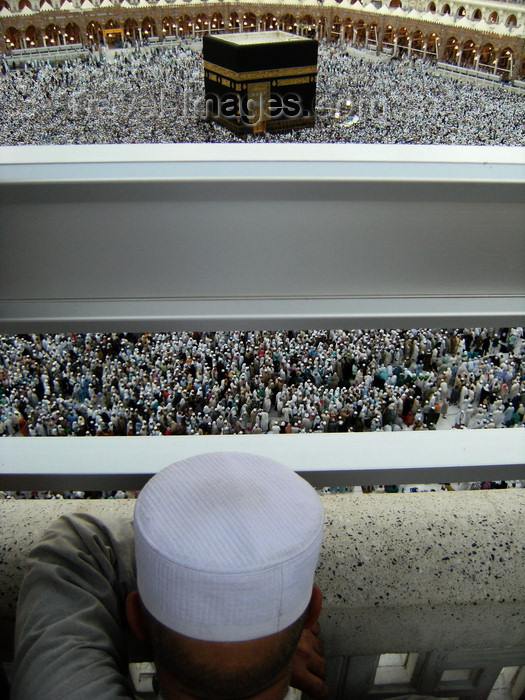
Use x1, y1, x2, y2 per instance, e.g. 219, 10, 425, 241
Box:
1, 0, 524, 80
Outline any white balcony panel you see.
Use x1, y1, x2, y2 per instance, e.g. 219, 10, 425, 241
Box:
1, 429, 523, 490
1, 144, 524, 332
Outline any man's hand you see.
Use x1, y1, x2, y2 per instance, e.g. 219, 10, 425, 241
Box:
290, 623, 328, 700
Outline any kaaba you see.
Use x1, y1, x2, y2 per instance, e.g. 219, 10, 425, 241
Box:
203, 31, 318, 135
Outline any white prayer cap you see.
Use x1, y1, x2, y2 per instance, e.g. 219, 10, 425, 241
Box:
134, 451, 324, 642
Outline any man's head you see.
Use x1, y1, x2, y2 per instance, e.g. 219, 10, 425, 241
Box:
127, 451, 324, 700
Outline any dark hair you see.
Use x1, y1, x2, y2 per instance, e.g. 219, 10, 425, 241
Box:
143, 605, 305, 700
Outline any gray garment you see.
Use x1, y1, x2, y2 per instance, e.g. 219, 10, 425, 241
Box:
12, 514, 436, 700
12, 513, 138, 700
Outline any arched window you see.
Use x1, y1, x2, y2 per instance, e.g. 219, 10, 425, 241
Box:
411, 30, 424, 54
426, 32, 438, 57
472, 9, 481, 20
354, 19, 366, 44
457, 6, 466, 17
242, 12, 256, 32
178, 15, 192, 35
86, 20, 102, 43
331, 15, 341, 41
343, 17, 352, 40
488, 11, 498, 23
195, 14, 208, 35
210, 12, 224, 33
5, 26, 21, 48
280, 13, 296, 33
368, 22, 378, 46
161, 16, 173, 36
18, 0, 31, 10
44, 23, 61, 44
506, 14, 516, 27
0, 0, 11, 10
317, 16, 326, 40
383, 24, 394, 46
396, 26, 408, 56
25, 24, 42, 45
461, 39, 475, 67
478, 43, 495, 72
428, 2, 436, 12
64, 21, 80, 42
442, 4, 450, 14
228, 12, 239, 31
496, 47, 512, 79
124, 17, 138, 39
261, 13, 277, 32
389, 0, 401, 8
301, 14, 315, 37
141, 17, 156, 37
103, 18, 121, 45
443, 36, 458, 63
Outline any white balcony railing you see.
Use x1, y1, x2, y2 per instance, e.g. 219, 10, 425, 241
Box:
1, 430, 524, 490
1, 144, 524, 333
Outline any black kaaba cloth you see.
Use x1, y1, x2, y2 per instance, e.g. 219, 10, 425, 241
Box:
203, 31, 318, 134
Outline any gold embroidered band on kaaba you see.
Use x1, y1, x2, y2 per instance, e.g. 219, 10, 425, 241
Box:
204, 60, 318, 82
206, 73, 314, 90
276, 76, 312, 86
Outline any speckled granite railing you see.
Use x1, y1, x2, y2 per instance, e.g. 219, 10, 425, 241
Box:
1, 492, 524, 698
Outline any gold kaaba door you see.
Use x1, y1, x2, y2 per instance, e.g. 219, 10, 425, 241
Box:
247, 81, 270, 134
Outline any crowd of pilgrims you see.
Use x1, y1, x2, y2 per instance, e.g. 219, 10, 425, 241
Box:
1, 39, 524, 146
1, 328, 524, 439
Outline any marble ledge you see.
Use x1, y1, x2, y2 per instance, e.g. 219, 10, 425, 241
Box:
0, 491, 524, 657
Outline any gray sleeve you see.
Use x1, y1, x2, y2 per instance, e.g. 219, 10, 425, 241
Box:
12, 513, 139, 700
